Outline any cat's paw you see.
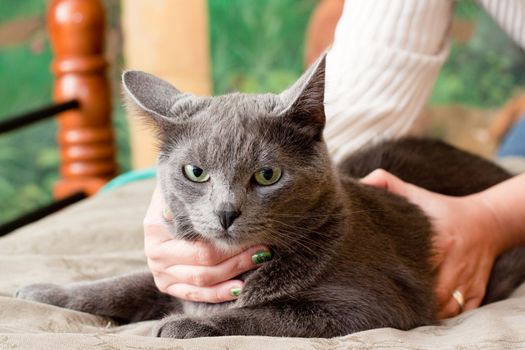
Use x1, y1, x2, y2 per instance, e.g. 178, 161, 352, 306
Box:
15, 283, 68, 307
153, 316, 223, 339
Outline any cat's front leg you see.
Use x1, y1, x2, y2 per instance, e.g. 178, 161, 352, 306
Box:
154, 301, 344, 338
16, 282, 69, 307
153, 315, 224, 338
16, 271, 180, 323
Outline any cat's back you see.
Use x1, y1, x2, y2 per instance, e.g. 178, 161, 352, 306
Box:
338, 137, 510, 195
313, 136, 511, 330
304, 177, 437, 330
334, 137, 525, 309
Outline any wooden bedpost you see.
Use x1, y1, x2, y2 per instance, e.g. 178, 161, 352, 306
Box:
48, 0, 117, 198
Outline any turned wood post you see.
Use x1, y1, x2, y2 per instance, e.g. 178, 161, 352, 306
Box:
48, 0, 117, 198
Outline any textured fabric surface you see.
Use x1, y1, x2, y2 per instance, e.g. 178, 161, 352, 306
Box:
1, 179, 525, 349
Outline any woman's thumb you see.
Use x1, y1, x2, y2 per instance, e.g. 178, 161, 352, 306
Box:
360, 169, 411, 198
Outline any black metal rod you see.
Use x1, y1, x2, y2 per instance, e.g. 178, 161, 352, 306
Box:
0, 100, 80, 135
0, 191, 87, 237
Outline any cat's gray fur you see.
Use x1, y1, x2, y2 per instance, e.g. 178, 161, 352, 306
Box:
17, 56, 525, 338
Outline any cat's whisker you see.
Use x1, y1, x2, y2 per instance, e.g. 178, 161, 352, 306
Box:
264, 225, 331, 250
271, 208, 388, 218
267, 231, 314, 256
264, 225, 327, 257
266, 218, 332, 238
269, 225, 338, 254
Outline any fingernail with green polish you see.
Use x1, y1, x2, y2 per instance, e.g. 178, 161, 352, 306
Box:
252, 250, 273, 265
163, 207, 174, 221
230, 287, 242, 297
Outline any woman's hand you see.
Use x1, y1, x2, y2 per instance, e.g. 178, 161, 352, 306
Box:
361, 169, 505, 318
143, 184, 271, 303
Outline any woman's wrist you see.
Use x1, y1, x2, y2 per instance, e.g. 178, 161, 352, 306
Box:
467, 191, 513, 256
466, 173, 525, 256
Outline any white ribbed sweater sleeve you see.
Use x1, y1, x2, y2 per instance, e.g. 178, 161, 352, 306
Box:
478, 0, 525, 48
324, 0, 525, 162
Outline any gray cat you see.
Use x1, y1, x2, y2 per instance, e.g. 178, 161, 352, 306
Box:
16, 56, 525, 338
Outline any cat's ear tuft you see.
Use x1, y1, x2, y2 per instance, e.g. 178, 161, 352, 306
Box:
122, 70, 198, 133
279, 54, 326, 140
122, 70, 183, 118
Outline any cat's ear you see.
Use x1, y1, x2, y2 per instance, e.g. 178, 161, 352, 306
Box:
279, 54, 326, 140
122, 70, 194, 130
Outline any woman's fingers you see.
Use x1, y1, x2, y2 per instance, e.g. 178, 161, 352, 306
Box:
150, 245, 270, 287
150, 245, 271, 301
438, 292, 463, 319
360, 169, 411, 197
164, 280, 245, 303
146, 239, 247, 268
438, 285, 485, 319
143, 183, 173, 245
434, 243, 491, 318
429, 234, 453, 270
463, 295, 483, 313
164, 246, 270, 287
146, 237, 271, 301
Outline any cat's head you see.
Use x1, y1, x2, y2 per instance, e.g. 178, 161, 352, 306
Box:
123, 56, 336, 251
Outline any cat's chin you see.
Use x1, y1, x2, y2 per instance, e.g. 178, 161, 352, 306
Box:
204, 238, 244, 254
204, 232, 254, 254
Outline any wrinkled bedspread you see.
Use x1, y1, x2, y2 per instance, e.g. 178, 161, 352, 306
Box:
1, 179, 524, 349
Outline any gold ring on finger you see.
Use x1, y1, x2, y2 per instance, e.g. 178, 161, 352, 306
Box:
452, 289, 465, 313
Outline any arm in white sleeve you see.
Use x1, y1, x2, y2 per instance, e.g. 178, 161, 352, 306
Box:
477, 0, 525, 49
324, 0, 454, 162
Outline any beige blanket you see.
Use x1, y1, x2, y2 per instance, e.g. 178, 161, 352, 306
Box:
1, 179, 524, 349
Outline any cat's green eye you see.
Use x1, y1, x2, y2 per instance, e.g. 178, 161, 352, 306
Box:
183, 165, 210, 183
253, 166, 282, 186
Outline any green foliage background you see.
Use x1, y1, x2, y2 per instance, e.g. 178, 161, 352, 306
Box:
0, 1, 54, 222
430, 1, 525, 107
209, 0, 315, 94
0, 0, 524, 223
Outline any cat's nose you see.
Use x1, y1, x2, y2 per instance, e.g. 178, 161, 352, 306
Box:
217, 210, 241, 229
